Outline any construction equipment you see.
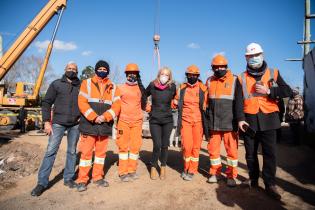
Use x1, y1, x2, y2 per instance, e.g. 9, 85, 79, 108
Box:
153, 0, 161, 72
0, 0, 66, 132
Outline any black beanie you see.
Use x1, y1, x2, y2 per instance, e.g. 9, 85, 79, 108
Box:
95, 60, 110, 72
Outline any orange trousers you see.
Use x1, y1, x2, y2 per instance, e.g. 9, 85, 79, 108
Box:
76, 135, 109, 184
208, 131, 238, 178
116, 120, 142, 176
181, 120, 203, 174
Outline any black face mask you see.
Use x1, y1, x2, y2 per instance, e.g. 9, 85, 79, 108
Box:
127, 75, 137, 83
214, 70, 227, 78
187, 77, 198, 85
95, 70, 109, 79
65, 71, 78, 80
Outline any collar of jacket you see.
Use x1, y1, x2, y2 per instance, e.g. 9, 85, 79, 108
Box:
61, 74, 80, 86
92, 75, 112, 85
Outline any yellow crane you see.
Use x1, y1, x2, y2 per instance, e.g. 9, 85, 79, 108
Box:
0, 0, 66, 132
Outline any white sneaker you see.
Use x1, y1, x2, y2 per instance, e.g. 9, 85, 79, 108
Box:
207, 175, 218, 183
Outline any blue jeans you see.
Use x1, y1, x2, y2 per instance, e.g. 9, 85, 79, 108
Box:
37, 123, 80, 187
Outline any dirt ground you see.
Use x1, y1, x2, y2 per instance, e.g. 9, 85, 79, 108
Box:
0, 127, 315, 210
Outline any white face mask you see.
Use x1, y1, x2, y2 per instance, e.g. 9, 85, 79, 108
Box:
159, 75, 169, 85
247, 54, 264, 69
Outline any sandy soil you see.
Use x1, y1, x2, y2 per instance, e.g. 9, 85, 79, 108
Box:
0, 127, 314, 210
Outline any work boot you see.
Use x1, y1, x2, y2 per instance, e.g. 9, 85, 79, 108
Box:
227, 178, 237, 187
181, 172, 187, 179
265, 185, 282, 200
31, 184, 46, 196
160, 166, 166, 180
119, 174, 130, 182
76, 183, 87, 192
128, 172, 139, 180
64, 180, 77, 189
183, 173, 194, 181
150, 167, 158, 180
94, 179, 109, 187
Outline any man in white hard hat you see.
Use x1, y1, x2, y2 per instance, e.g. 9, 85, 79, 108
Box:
236, 43, 292, 200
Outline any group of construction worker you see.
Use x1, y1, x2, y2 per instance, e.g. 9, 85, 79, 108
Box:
31, 42, 292, 201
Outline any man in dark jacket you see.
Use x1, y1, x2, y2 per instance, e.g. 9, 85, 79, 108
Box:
31, 62, 81, 196
237, 43, 292, 200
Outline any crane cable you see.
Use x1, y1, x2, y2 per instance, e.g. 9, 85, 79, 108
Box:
153, 0, 160, 71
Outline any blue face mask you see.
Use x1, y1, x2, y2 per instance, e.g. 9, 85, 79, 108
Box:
96, 70, 109, 79
247, 55, 264, 69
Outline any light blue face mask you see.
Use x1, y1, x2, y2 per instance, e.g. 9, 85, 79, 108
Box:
248, 55, 264, 69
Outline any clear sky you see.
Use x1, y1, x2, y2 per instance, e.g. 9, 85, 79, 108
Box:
0, 0, 314, 88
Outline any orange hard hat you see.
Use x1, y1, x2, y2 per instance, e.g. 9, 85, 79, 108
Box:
125, 63, 140, 72
186, 65, 200, 74
211, 54, 228, 66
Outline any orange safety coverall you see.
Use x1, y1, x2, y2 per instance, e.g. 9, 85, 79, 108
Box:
76, 75, 121, 184
206, 70, 238, 178
116, 83, 143, 176
175, 82, 206, 174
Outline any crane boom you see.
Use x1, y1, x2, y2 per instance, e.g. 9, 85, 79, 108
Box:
0, 0, 66, 80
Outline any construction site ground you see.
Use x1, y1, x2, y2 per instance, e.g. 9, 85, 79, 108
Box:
0, 126, 314, 210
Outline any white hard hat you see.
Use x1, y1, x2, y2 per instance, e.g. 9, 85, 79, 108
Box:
245, 43, 263, 55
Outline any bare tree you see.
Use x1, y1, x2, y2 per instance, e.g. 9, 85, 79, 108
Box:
2, 55, 57, 94
110, 65, 124, 84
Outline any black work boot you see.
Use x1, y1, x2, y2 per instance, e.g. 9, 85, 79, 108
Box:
64, 180, 78, 189
265, 185, 282, 200
94, 179, 109, 187
31, 184, 46, 196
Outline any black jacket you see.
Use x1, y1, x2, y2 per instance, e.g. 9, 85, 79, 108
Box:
206, 73, 242, 132
42, 75, 81, 126
145, 82, 176, 124
235, 63, 292, 131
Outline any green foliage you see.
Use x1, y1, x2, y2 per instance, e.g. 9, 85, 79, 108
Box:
80, 66, 95, 80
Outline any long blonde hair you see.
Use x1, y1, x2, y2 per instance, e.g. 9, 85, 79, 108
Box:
154, 66, 174, 86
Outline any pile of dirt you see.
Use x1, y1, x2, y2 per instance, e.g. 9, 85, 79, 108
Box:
0, 141, 42, 191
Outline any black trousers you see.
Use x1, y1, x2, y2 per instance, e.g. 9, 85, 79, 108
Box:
243, 129, 277, 186
150, 122, 173, 167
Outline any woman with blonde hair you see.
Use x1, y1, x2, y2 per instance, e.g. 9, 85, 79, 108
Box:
145, 67, 176, 180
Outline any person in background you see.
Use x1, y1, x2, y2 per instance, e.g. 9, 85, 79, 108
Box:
116, 63, 146, 182
31, 61, 81, 196
285, 87, 304, 145
145, 67, 176, 180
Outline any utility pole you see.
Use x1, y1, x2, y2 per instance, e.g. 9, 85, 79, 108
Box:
286, 0, 314, 61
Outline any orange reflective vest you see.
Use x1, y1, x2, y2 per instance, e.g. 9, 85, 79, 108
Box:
78, 75, 121, 136
238, 68, 279, 115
